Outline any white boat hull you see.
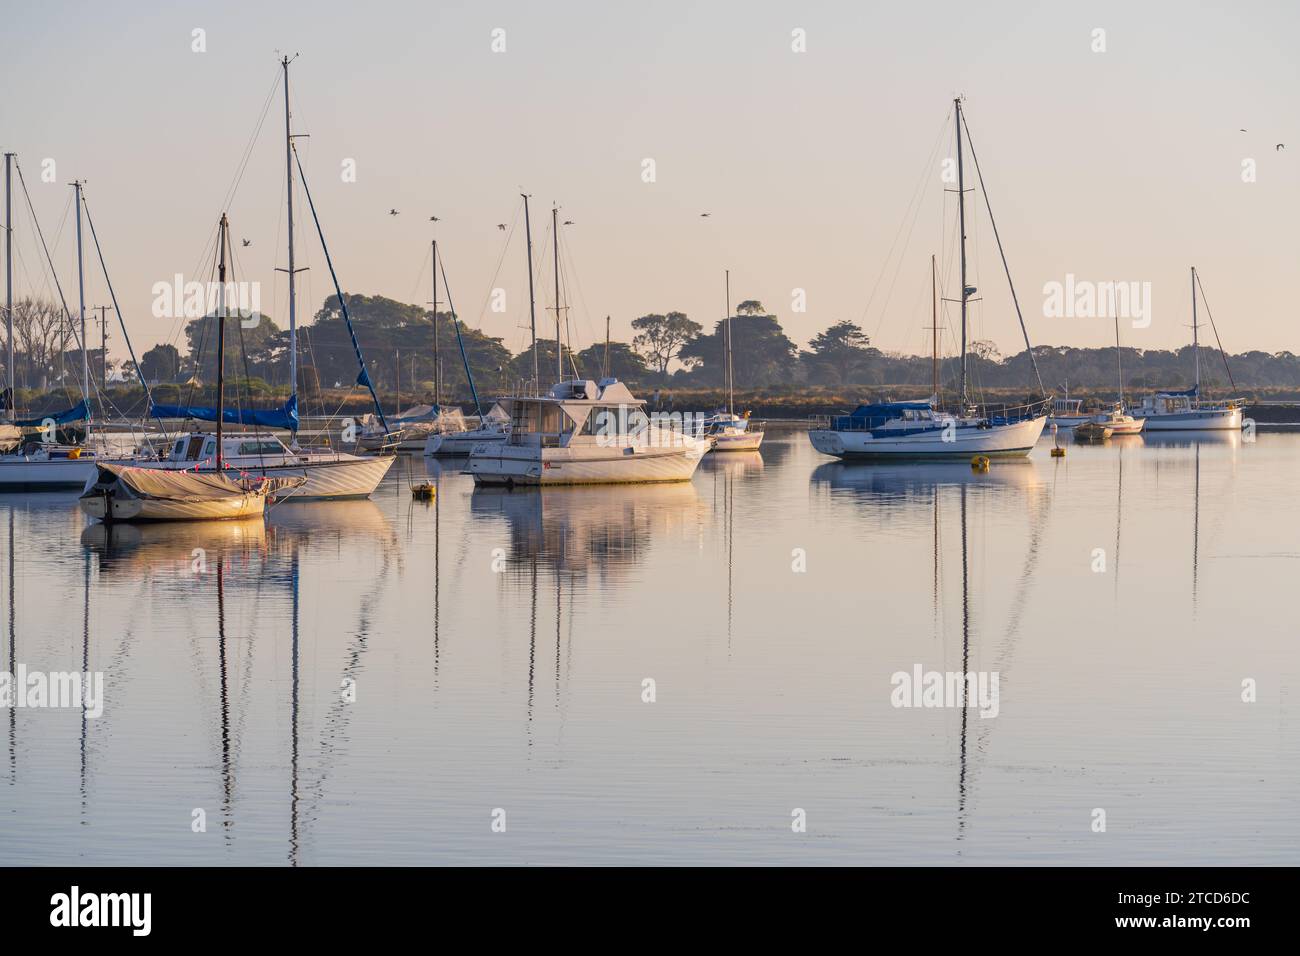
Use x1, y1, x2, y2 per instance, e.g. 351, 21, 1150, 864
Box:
467, 443, 705, 486
809, 415, 1046, 460
141, 454, 394, 500
79, 490, 266, 522
710, 431, 764, 452
1133, 407, 1242, 431
425, 431, 508, 456
0, 456, 103, 490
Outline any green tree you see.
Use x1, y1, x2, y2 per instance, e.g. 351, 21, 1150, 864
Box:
806, 321, 873, 384
140, 344, 181, 383
631, 311, 701, 380
678, 301, 797, 387
575, 341, 649, 383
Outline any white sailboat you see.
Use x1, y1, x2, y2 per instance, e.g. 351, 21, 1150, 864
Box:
704, 269, 764, 453
80, 215, 303, 522
141, 57, 394, 499
1079, 309, 1145, 436
809, 98, 1048, 461
1133, 267, 1243, 431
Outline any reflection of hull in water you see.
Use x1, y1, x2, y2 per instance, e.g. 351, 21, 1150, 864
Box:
470, 481, 700, 572
811, 458, 1041, 498
81, 516, 268, 575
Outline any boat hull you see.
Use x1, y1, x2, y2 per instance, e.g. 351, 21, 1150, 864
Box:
79, 490, 266, 522
467, 444, 705, 486
425, 432, 508, 456
710, 431, 765, 452
0, 457, 102, 490
1134, 407, 1242, 431
140, 454, 394, 500
808, 415, 1046, 460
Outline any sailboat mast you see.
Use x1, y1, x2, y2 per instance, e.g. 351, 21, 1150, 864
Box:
603, 315, 610, 379
4, 153, 12, 411
724, 270, 734, 416
522, 193, 537, 389
282, 55, 298, 424
432, 239, 440, 407
73, 180, 88, 405
552, 205, 561, 383
1191, 266, 1200, 394
954, 98, 969, 409
931, 253, 938, 398
216, 214, 229, 471
1114, 310, 1124, 407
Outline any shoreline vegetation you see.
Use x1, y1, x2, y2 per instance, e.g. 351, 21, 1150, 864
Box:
7, 292, 1299, 423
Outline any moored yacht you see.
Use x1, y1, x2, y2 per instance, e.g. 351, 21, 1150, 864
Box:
703, 411, 764, 452
1133, 268, 1243, 432
465, 378, 708, 486
425, 403, 510, 456
810, 401, 1044, 459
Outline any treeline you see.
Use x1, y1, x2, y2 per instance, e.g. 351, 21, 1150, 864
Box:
9, 293, 1295, 409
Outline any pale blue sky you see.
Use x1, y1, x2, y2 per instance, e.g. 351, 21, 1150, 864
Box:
3, 0, 1296, 365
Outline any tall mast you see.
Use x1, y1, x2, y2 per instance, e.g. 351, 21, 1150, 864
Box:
1114, 305, 1124, 407
282, 55, 299, 423
74, 180, 88, 404
522, 193, 537, 388
4, 153, 12, 413
1191, 266, 1200, 394
931, 253, 938, 398
552, 205, 561, 383
954, 98, 969, 409
431, 239, 440, 407
216, 214, 229, 471
603, 315, 610, 379
724, 269, 733, 416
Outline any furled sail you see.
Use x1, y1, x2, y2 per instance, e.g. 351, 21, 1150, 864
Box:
148, 395, 299, 430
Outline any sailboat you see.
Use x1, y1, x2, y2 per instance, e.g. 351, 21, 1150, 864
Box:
142, 56, 394, 498
703, 270, 764, 453
1132, 267, 1243, 431
0, 169, 130, 490
1078, 312, 1145, 438
423, 233, 511, 456
809, 98, 1048, 460
80, 215, 302, 521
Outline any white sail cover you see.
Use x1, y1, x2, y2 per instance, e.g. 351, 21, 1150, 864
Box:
90, 463, 264, 502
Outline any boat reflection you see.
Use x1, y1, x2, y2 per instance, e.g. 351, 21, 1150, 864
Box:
470, 483, 701, 577
81, 519, 268, 578
811, 458, 1042, 503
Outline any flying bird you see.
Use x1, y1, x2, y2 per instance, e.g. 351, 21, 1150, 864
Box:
700, 212, 711, 217
241, 239, 251, 247
389, 208, 400, 216
1239, 129, 1247, 132
1278, 143, 1286, 151
429, 215, 440, 222
496, 223, 507, 231
563, 219, 574, 226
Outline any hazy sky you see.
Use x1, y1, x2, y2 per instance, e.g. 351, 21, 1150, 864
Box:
3, 0, 1297, 374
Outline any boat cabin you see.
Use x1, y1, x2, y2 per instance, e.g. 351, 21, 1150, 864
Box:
166, 431, 294, 464
505, 379, 645, 448
829, 402, 940, 433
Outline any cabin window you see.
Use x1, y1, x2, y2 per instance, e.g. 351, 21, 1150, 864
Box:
202, 440, 217, 459
236, 441, 283, 456
184, 435, 205, 460
511, 403, 566, 435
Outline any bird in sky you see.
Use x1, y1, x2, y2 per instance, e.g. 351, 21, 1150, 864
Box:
496, 223, 507, 230
1278, 143, 1287, 151
389, 208, 400, 216
241, 239, 251, 247
563, 220, 574, 226
700, 212, 711, 217
429, 215, 440, 222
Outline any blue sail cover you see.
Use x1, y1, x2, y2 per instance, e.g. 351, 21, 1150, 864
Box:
1156, 384, 1199, 397
149, 395, 299, 430
831, 401, 932, 431
14, 399, 90, 428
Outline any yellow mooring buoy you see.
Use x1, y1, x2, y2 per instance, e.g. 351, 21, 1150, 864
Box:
970, 455, 990, 472
411, 483, 436, 501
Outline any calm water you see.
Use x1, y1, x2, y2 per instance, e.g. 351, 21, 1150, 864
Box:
1, 429, 1297, 865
